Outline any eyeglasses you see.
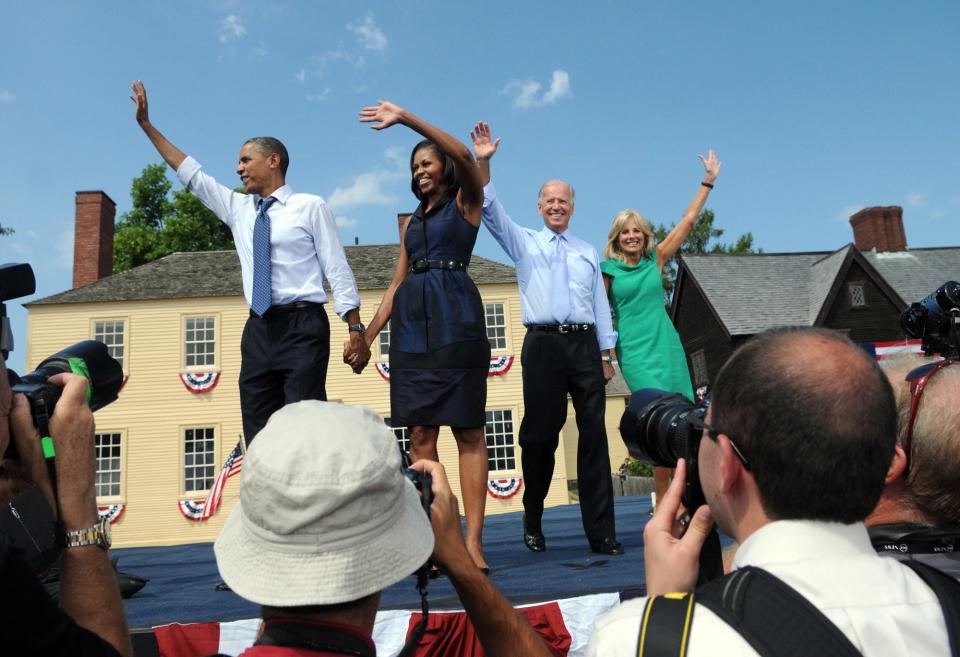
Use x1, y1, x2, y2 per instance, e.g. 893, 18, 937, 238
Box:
688, 414, 751, 470
903, 359, 957, 476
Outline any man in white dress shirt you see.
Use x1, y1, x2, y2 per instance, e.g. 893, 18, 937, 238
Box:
131, 81, 369, 445
587, 327, 952, 656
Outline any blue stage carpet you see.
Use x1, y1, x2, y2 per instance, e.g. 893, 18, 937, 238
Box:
118, 496, 716, 630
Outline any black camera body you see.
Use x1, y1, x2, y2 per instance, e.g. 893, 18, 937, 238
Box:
620, 389, 710, 513
901, 281, 960, 359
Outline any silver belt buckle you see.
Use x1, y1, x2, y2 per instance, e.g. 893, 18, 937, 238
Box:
558, 324, 569, 334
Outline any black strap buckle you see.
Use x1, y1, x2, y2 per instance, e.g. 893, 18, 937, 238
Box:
411, 258, 429, 273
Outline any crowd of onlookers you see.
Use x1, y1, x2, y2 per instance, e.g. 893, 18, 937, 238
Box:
2, 327, 958, 656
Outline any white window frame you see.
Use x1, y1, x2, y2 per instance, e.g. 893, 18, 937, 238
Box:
183, 315, 218, 369
378, 319, 392, 360
182, 426, 217, 494
485, 408, 517, 473
385, 416, 410, 455
94, 431, 124, 500
484, 301, 508, 351
92, 319, 126, 370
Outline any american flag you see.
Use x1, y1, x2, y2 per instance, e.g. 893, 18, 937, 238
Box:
200, 439, 245, 520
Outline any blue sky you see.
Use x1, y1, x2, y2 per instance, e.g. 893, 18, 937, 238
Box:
2, 1, 959, 372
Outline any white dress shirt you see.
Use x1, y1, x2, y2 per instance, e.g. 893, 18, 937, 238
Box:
587, 520, 950, 657
177, 156, 361, 319
482, 183, 617, 351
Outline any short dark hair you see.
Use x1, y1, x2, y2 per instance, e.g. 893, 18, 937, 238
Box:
710, 327, 896, 523
244, 136, 290, 176
409, 140, 458, 201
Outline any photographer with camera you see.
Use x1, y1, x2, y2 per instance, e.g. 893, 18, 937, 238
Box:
205, 400, 552, 657
1, 356, 132, 656
589, 327, 956, 657
867, 353, 960, 578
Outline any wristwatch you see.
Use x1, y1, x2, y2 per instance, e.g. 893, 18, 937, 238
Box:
348, 322, 366, 334
62, 517, 112, 550
601, 355, 613, 363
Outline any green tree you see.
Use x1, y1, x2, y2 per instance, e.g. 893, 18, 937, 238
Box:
114, 164, 235, 272
654, 209, 759, 303
0, 223, 12, 236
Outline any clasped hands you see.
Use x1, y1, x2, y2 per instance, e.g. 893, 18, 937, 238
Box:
343, 333, 371, 374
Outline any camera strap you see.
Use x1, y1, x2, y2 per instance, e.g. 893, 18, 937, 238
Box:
637, 564, 960, 657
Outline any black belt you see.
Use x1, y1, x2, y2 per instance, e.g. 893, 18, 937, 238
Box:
409, 258, 466, 273
526, 323, 594, 334
251, 301, 322, 319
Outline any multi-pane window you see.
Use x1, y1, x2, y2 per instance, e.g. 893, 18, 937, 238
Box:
485, 302, 507, 350
849, 284, 866, 308
690, 349, 708, 387
94, 432, 122, 498
184, 316, 216, 367
379, 320, 391, 357
183, 427, 216, 493
385, 417, 410, 455
93, 320, 125, 370
485, 409, 516, 472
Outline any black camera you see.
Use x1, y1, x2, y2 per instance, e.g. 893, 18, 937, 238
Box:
901, 281, 960, 359
620, 389, 709, 511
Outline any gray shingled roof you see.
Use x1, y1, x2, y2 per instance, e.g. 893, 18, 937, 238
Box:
29, 245, 517, 305
863, 247, 960, 306
679, 244, 960, 336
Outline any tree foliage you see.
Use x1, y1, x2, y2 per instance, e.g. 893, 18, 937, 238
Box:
114, 164, 235, 272
654, 209, 760, 303
0, 223, 12, 236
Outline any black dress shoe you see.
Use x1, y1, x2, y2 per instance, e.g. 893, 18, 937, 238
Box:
523, 515, 546, 552
590, 537, 624, 555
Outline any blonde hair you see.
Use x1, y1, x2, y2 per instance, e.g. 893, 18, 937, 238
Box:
881, 352, 960, 523
604, 209, 655, 261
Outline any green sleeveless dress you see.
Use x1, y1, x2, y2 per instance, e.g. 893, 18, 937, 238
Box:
601, 247, 694, 400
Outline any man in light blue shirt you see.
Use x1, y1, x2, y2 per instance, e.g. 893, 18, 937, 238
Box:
473, 125, 621, 555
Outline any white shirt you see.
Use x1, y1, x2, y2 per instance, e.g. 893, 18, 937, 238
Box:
482, 183, 617, 351
587, 520, 949, 657
177, 156, 361, 319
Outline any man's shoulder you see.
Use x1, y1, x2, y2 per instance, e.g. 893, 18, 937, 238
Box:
589, 596, 757, 657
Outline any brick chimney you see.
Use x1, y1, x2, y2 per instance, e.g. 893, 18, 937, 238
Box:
397, 213, 412, 236
849, 206, 907, 253
73, 191, 116, 288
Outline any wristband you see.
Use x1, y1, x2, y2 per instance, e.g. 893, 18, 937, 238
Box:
701, 181, 714, 189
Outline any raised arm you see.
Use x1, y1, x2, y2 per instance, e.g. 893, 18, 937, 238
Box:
130, 81, 187, 171
359, 101, 484, 225
411, 459, 554, 657
470, 122, 500, 186
655, 150, 722, 272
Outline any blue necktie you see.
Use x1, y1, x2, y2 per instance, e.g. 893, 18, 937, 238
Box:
251, 196, 276, 316
551, 235, 571, 323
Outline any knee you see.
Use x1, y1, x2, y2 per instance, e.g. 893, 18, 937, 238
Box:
409, 426, 439, 451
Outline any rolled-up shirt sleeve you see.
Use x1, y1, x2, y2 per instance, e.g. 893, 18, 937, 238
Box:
314, 200, 361, 320
176, 156, 242, 228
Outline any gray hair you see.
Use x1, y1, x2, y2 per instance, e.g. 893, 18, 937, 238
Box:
538, 179, 575, 204
244, 136, 290, 176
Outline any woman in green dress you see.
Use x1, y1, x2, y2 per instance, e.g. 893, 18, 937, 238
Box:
601, 150, 721, 503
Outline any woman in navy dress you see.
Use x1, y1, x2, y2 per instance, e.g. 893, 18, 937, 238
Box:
357, 101, 490, 572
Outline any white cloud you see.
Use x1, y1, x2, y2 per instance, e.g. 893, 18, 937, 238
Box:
837, 204, 865, 220
501, 69, 572, 109
348, 12, 388, 52
335, 215, 360, 229
0, 91, 14, 104
314, 48, 364, 71
294, 69, 306, 83
218, 15, 246, 43
384, 145, 406, 168
305, 88, 334, 102
906, 193, 927, 208
328, 169, 403, 212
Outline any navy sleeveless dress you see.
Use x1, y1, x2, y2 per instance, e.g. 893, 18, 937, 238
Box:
390, 193, 490, 428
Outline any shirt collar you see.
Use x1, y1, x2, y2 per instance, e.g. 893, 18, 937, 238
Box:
259, 184, 293, 206
732, 520, 875, 571
412, 191, 455, 219
539, 225, 569, 245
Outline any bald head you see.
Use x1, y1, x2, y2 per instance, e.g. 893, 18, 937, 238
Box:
711, 327, 897, 523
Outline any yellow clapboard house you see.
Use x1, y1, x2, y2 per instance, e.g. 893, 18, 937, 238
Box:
23, 192, 630, 548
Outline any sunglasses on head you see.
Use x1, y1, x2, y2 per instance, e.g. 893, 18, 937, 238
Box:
902, 359, 957, 477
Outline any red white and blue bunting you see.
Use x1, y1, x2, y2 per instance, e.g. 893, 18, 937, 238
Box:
97, 504, 125, 525
180, 371, 221, 394
178, 499, 209, 521
376, 356, 515, 382
487, 477, 522, 499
